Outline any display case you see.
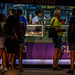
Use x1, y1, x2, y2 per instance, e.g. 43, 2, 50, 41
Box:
25, 25, 43, 36
44, 25, 69, 43
25, 24, 44, 43
25, 24, 69, 43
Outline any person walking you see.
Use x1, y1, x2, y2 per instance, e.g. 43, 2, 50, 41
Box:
51, 10, 66, 70
66, 8, 75, 74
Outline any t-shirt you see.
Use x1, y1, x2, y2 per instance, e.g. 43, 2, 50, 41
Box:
20, 16, 27, 30
0, 22, 5, 48
20, 16, 27, 39
32, 16, 40, 24
51, 17, 63, 36
0, 37, 5, 48
69, 16, 75, 39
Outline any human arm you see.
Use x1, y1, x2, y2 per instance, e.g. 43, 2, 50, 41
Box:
55, 26, 66, 32
53, 19, 66, 32
29, 20, 32, 24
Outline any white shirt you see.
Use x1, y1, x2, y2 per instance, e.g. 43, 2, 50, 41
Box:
0, 37, 5, 48
0, 22, 6, 48
32, 16, 40, 24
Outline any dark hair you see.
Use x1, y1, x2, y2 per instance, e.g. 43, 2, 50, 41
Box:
14, 12, 20, 22
11, 9, 16, 15
6, 15, 17, 28
35, 10, 42, 16
0, 13, 3, 22
17, 9, 22, 15
3, 14, 7, 22
72, 8, 75, 16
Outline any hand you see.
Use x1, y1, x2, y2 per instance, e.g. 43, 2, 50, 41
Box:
7, 36, 18, 40
63, 29, 66, 32
7, 36, 15, 39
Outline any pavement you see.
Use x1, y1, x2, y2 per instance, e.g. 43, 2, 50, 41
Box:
20, 68, 74, 75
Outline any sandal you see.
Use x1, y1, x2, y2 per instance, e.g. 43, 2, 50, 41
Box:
52, 67, 57, 70
19, 68, 24, 72
66, 70, 74, 74
56, 67, 63, 70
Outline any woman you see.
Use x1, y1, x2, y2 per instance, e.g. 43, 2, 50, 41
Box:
4, 15, 18, 69
29, 9, 42, 24
16, 9, 26, 71
66, 8, 75, 74
0, 13, 8, 72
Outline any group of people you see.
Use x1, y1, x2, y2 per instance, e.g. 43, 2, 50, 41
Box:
0, 9, 27, 72
30, 8, 75, 74
0, 7, 75, 74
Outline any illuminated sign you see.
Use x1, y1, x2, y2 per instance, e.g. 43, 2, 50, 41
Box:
0, 0, 75, 5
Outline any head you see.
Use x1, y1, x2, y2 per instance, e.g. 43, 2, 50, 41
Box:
17, 9, 22, 16
4, 69, 20, 75
54, 10, 61, 19
35, 10, 42, 18
6, 15, 17, 27
72, 8, 75, 16
10, 9, 16, 15
14, 12, 20, 22
0, 13, 4, 22
3, 14, 7, 22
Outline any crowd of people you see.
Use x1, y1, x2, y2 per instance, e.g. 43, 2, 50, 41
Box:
0, 9, 27, 73
0, 7, 75, 74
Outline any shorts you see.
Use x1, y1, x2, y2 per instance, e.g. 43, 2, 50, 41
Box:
18, 35, 25, 45
53, 36, 62, 49
69, 40, 75, 50
5, 38, 19, 53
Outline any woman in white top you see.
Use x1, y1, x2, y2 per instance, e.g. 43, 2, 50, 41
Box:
29, 10, 42, 24
0, 13, 8, 72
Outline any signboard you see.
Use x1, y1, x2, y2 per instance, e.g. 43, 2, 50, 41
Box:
0, 0, 75, 6
23, 43, 70, 59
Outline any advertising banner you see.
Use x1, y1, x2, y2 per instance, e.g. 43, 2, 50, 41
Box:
23, 43, 70, 59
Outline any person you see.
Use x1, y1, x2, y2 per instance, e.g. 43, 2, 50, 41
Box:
66, 8, 75, 74
0, 13, 8, 72
29, 9, 42, 24
16, 9, 26, 71
10, 9, 16, 16
51, 10, 66, 70
29, 10, 42, 32
4, 15, 18, 70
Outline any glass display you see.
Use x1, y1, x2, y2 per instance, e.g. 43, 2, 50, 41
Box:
25, 25, 43, 36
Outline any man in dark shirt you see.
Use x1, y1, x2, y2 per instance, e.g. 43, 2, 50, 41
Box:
67, 8, 75, 74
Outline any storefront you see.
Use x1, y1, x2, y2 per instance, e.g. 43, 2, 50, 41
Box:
0, 0, 75, 65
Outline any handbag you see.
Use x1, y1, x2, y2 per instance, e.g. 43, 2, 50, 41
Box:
18, 22, 25, 35
48, 19, 57, 38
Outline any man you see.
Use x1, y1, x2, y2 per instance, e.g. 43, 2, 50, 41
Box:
66, 8, 75, 74
51, 10, 66, 70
